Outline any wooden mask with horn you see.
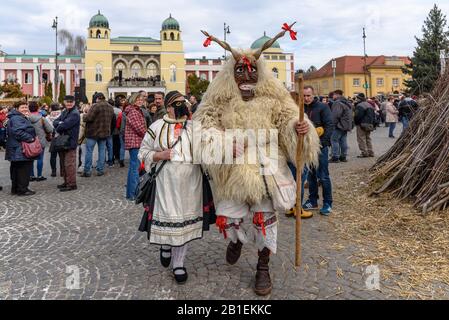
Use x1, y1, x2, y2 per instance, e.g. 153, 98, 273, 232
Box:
201, 22, 297, 101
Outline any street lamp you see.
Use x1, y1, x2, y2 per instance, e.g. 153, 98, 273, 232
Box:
52, 16, 58, 102
223, 23, 231, 59
332, 59, 337, 90
362, 27, 369, 97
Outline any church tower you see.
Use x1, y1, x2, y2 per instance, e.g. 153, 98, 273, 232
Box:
85, 10, 113, 101
160, 14, 185, 94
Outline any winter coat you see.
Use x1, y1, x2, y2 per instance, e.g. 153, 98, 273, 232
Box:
124, 105, 146, 150
331, 98, 353, 132
78, 113, 87, 145
354, 100, 376, 126
29, 112, 54, 148
153, 106, 166, 122
53, 108, 81, 150
83, 101, 115, 139
398, 98, 419, 121
385, 102, 399, 123
141, 106, 152, 129
305, 97, 334, 147
112, 107, 122, 136
5, 109, 37, 162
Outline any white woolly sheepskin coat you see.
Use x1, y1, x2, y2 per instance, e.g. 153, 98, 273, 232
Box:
193, 50, 321, 205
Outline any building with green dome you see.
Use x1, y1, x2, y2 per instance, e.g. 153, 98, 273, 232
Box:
85, 11, 186, 98
83, 11, 295, 99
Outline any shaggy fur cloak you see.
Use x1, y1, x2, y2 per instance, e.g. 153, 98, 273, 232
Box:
193, 50, 321, 205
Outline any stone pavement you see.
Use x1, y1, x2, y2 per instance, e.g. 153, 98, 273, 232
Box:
0, 125, 401, 300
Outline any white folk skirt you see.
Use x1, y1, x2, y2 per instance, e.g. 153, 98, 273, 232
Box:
150, 162, 203, 247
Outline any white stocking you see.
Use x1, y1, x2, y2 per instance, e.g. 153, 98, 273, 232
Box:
172, 244, 188, 275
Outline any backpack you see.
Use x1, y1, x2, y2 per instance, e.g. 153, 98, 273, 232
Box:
360, 105, 376, 132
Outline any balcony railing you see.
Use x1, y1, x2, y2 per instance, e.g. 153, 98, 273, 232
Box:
108, 79, 165, 88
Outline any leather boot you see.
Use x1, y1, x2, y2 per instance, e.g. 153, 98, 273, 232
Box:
226, 240, 243, 265
254, 247, 272, 296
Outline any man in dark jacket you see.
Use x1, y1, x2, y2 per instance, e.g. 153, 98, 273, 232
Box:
82, 93, 115, 177
53, 96, 80, 191
303, 86, 334, 216
398, 95, 419, 134
354, 93, 376, 158
330, 90, 353, 162
152, 91, 166, 121
5, 101, 37, 196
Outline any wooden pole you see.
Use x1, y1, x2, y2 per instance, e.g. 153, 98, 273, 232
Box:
295, 74, 305, 267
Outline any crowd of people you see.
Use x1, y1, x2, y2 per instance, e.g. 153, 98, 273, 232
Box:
0, 91, 200, 197
0, 83, 419, 292
285, 88, 421, 220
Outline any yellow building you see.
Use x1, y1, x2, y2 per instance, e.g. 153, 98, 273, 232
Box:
251, 32, 295, 91
184, 32, 296, 92
304, 55, 411, 98
85, 11, 186, 100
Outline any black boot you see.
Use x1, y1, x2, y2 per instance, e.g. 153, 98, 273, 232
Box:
254, 248, 272, 296
226, 240, 243, 265
119, 160, 125, 168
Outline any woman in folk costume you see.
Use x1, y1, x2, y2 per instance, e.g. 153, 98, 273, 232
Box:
138, 91, 203, 284
193, 23, 321, 296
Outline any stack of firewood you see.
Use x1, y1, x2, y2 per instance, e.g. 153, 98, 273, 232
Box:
370, 71, 449, 214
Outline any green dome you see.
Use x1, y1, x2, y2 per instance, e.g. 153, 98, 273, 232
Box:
162, 14, 180, 30
89, 10, 109, 29
250, 32, 281, 50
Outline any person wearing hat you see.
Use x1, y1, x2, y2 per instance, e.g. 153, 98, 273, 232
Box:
354, 93, 376, 158
82, 92, 115, 177
138, 90, 202, 284
52, 95, 80, 191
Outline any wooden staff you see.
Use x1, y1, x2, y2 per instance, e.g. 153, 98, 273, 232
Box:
295, 74, 305, 267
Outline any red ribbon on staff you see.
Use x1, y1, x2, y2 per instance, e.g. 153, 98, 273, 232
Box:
282, 23, 297, 40
203, 36, 212, 47
242, 56, 252, 72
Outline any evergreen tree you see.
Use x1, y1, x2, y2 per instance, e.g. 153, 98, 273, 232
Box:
45, 81, 53, 99
403, 4, 449, 94
187, 74, 210, 99
58, 80, 66, 104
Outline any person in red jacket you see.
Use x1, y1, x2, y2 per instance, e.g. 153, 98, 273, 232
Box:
124, 93, 146, 200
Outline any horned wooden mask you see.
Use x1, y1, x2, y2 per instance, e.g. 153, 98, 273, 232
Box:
201, 22, 297, 101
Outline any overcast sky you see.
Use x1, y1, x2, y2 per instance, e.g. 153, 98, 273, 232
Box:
1, 0, 448, 70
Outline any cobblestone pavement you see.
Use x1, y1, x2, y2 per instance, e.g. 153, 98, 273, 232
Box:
0, 125, 402, 300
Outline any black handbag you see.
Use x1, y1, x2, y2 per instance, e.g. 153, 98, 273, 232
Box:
137, 164, 162, 240
135, 160, 168, 205
49, 134, 71, 152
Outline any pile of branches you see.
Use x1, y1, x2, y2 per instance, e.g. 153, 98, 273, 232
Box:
370, 72, 449, 214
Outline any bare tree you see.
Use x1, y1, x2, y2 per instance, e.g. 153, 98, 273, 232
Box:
58, 29, 86, 56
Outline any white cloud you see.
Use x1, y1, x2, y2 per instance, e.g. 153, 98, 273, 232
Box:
1, 0, 448, 70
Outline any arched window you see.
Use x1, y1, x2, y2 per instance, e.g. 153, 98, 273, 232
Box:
170, 64, 176, 82
170, 32, 175, 41
147, 62, 158, 77
164, 33, 167, 40
114, 62, 126, 77
104, 31, 108, 39
272, 67, 279, 78
90, 30, 93, 38
96, 30, 102, 38
131, 62, 142, 78
95, 64, 103, 82
177, 33, 180, 41
42, 73, 48, 83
